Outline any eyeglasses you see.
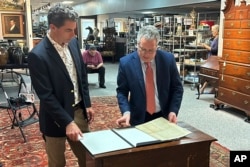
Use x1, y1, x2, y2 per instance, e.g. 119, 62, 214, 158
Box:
138, 45, 157, 54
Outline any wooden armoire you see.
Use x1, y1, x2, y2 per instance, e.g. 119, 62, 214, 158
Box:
214, 0, 250, 122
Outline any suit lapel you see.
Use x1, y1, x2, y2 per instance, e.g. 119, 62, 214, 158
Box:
68, 41, 82, 82
132, 53, 146, 97
155, 51, 163, 95
44, 37, 71, 82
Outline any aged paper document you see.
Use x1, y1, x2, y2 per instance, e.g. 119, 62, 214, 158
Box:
135, 117, 191, 141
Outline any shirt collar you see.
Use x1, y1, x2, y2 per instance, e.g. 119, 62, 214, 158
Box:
47, 32, 68, 51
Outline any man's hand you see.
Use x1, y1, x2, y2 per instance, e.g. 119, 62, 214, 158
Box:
86, 107, 94, 123
87, 65, 95, 68
168, 112, 177, 124
66, 121, 82, 141
116, 113, 131, 127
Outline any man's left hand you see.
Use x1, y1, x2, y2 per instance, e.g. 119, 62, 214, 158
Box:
168, 112, 177, 124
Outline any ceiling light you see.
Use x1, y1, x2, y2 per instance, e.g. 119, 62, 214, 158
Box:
141, 11, 156, 14
62, 1, 74, 4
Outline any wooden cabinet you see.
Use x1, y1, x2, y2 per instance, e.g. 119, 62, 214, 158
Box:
214, 0, 250, 121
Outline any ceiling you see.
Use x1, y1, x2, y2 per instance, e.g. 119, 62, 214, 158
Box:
30, 0, 87, 12
30, 0, 221, 15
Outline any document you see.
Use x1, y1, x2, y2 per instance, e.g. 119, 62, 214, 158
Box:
112, 127, 160, 147
135, 117, 191, 141
80, 117, 191, 155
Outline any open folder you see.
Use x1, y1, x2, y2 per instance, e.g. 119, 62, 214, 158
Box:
79, 117, 191, 155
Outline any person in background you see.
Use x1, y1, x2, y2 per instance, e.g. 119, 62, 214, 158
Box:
9, 19, 20, 34
199, 24, 219, 94
116, 25, 183, 127
28, 4, 94, 167
82, 45, 106, 88
201, 24, 219, 56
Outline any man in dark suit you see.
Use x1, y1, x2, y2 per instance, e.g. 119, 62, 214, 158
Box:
116, 25, 183, 127
28, 4, 94, 167
9, 19, 20, 34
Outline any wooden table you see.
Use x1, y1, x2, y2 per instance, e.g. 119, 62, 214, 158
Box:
85, 122, 216, 167
197, 56, 220, 99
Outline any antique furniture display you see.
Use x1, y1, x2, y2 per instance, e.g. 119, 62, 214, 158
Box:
214, 0, 250, 122
197, 56, 220, 99
84, 122, 216, 167
102, 27, 116, 63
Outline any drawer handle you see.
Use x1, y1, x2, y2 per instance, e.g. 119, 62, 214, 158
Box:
233, 78, 237, 82
237, 41, 241, 45
220, 92, 224, 96
238, 31, 242, 34
246, 85, 250, 89
232, 92, 236, 96
230, 23, 234, 27
247, 72, 250, 76
244, 100, 249, 105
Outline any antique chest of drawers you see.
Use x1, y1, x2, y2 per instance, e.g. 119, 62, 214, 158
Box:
214, 0, 250, 121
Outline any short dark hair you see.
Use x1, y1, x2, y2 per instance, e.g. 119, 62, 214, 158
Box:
47, 4, 78, 28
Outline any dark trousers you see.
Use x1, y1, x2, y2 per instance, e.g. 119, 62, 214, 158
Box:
86, 66, 105, 86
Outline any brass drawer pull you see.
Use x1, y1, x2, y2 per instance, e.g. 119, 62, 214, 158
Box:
238, 31, 242, 34
244, 100, 249, 105
220, 92, 224, 96
247, 72, 250, 76
233, 78, 237, 82
232, 92, 236, 96
230, 23, 234, 27
246, 85, 250, 90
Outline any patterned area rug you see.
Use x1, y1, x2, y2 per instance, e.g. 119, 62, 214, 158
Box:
0, 96, 229, 167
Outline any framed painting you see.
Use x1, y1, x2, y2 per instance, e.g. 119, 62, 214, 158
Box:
0, 0, 25, 11
1, 14, 25, 38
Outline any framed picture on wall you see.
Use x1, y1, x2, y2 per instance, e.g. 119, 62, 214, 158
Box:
1, 14, 25, 38
0, 0, 25, 11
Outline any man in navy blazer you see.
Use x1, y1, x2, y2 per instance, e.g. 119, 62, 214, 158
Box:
116, 25, 183, 127
28, 4, 94, 167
